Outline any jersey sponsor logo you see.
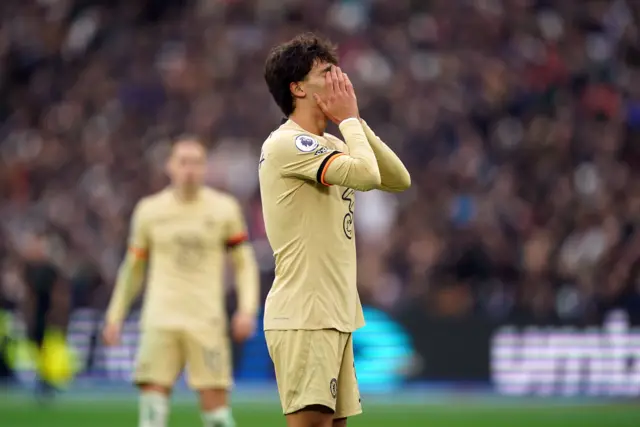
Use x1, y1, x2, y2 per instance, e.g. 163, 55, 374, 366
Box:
172, 233, 206, 268
203, 348, 220, 373
314, 146, 330, 156
341, 189, 355, 240
330, 378, 338, 398
295, 135, 319, 152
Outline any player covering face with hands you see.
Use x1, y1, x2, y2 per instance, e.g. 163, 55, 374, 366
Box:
313, 66, 359, 126
103, 137, 260, 427
260, 33, 411, 427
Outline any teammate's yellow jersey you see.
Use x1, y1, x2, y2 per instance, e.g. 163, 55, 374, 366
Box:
107, 187, 250, 330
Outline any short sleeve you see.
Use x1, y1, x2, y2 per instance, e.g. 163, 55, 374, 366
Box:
271, 133, 344, 186
128, 201, 150, 258
225, 198, 249, 249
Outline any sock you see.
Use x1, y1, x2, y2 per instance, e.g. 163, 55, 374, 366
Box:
202, 406, 235, 427
139, 391, 169, 427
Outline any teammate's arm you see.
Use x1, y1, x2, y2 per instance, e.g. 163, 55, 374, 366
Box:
225, 199, 259, 341
360, 119, 411, 192
229, 244, 259, 314
227, 234, 259, 318
105, 201, 149, 328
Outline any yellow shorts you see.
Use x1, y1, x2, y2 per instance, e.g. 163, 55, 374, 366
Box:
134, 328, 232, 390
265, 329, 362, 419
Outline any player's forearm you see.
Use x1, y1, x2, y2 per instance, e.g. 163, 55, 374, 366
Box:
322, 119, 381, 191
105, 254, 146, 324
230, 243, 260, 316
360, 120, 411, 192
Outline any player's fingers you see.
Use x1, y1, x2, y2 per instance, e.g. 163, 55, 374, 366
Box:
314, 93, 338, 123
233, 318, 255, 342
335, 67, 347, 93
313, 93, 326, 110
314, 93, 333, 115
344, 73, 355, 97
324, 69, 334, 96
232, 328, 245, 342
324, 70, 335, 96
103, 325, 120, 346
330, 66, 340, 94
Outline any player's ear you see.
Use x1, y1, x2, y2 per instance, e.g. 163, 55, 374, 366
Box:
290, 81, 305, 99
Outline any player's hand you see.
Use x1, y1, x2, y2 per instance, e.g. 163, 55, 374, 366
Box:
231, 312, 256, 342
313, 66, 359, 125
102, 322, 122, 346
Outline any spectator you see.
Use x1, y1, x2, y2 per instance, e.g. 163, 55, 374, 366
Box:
0, 0, 639, 323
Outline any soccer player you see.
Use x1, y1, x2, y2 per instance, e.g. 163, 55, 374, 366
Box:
21, 232, 70, 399
103, 137, 260, 427
259, 33, 411, 427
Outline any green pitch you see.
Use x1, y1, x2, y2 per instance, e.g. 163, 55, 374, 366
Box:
2, 395, 640, 427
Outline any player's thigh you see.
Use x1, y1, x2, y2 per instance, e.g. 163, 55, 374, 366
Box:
266, 329, 343, 416
135, 329, 183, 388
183, 328, 232, 391
334, 333, 362, 420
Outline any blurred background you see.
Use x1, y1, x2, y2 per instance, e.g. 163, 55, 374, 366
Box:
1, 0, 640, 425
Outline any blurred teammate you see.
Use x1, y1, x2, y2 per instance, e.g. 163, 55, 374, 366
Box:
103, 137, 260, 427
260, 33, 411, 427
22, 232, 70, 399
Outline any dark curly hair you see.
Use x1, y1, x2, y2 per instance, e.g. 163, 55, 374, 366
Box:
264, 33, 338, 117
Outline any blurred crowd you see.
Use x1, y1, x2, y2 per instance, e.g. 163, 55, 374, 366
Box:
1, 0, 640, 323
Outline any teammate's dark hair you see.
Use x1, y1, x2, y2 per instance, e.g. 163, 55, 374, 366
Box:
264, 32, 338, 117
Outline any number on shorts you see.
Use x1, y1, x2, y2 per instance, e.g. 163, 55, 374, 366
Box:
203, 349, 219, 372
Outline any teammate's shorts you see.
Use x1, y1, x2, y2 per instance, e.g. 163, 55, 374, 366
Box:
265, 329, 362, 419
134, 327, 232, 390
